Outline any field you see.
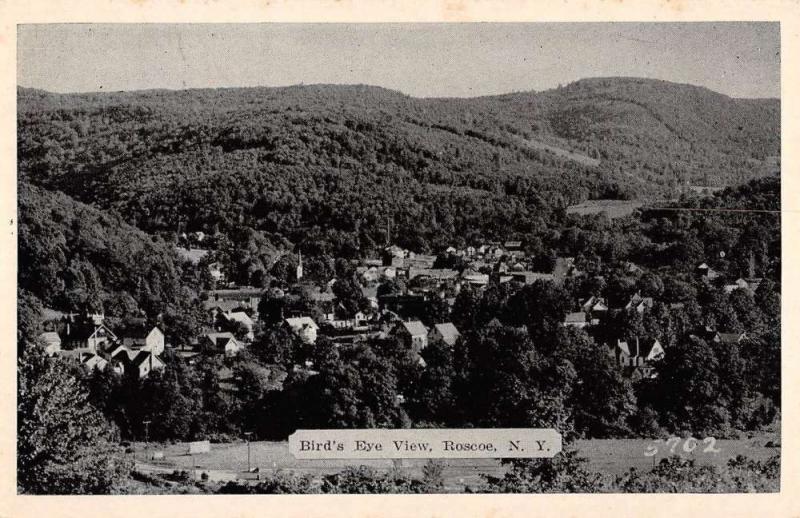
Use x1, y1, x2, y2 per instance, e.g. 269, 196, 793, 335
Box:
566, 199, 644, 218
135, 434, 779, 490
513, 136, 601, 168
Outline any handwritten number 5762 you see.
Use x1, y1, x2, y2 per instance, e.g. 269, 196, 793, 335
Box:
644, 437, 720, 457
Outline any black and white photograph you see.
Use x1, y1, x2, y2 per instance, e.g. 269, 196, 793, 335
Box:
14, 20, 782, 496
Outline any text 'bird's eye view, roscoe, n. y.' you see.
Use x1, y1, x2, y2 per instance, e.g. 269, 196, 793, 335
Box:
15, 22, 781, 495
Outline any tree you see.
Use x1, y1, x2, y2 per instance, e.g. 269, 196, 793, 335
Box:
17, 289, 44, 351
18, 347, 132, 494
482, 449, 605, 493
251, 327, 297, 367
506, 281, 570, 345
558, 329, 636, 437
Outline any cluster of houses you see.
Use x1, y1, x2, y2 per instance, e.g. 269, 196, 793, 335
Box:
40, 237, 759, 386
38, 313, 167, 379
355, 243, 577, 293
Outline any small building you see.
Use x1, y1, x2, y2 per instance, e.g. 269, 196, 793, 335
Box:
613, 337, 664, 368
201, 332, 244, 356
625, 294, 654, 314
717, 332, 748, 346
563, 312, 589, 329
62, 321, 117, 355
696, 262, 720, 281
129, 350, 166, 379
284, 317, 319, 344
224, 311, 255, 342
38, 331, 61, 356
121, 326, 165, 356
429, 322, 460, 346
393, 320, 429, 352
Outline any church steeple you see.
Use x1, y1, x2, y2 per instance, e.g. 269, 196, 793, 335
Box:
296, 251, 303, 281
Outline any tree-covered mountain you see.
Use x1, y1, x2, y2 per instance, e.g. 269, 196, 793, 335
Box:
18, 182, 189, 316
18, 78, 779, 256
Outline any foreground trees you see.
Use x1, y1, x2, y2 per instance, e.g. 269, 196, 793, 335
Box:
17, 346, 131, 494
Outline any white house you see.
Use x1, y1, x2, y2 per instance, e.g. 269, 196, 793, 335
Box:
285, 316, 319, 344
430, 322, 460, 346
121, 326, 165, 356
224, 311, 255, 341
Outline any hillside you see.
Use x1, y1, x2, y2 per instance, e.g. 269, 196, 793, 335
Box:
17, 78, 780, 256
18, 182, 187, 315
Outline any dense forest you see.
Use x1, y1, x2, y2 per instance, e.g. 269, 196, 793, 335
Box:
18, 78, 778, 258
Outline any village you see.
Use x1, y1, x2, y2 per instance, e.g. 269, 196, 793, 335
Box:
36, 236, 756, 386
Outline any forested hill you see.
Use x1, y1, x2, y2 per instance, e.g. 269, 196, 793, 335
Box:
18, 182, 188, 316
18, 78, 779, 255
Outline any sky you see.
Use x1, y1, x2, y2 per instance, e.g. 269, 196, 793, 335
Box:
17, 22, 780, 99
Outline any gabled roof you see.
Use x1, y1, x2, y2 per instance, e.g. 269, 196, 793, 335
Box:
132, 350, 153, 367
226, 311, 254, 327
121, 325, 163, 340
285, 316, 319, 331
203, 299, 242, 312
82, 354, 108, 371
637, 338, 663, 359
718, 332, 746, 345
401, 320, 428, 337
616, 340, 631, 357
564, 312, 587, 324
432, 322, 460, 345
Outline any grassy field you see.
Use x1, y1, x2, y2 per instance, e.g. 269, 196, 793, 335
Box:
513, 136, 601, 168
136, 434, 779, 490
566, 199, 644, 218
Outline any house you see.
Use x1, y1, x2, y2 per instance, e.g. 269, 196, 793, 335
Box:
204, 299, 246, 316
723, 278, 752, 294
284, 317, 319, 344
718, 332, 748, 346
38, 331, 61, 356
466, 246, 476, 257
430, 322, 460, 346
406, 254, 437, 269
62, 320, 117, 355
361, 286, 379, 310
201, 332, 244, 356
625, 294, 654, 313
223, 311, 255, 342
121, 326, 165, 356
129, 350, 166, 378
563, 312, 589, 328
81, 353, 109, 372
612, 337, 664, 368
581, 296, 609, 323
393, 320, 429, 352
504, 240, 523, 252
696, 262, 720, 280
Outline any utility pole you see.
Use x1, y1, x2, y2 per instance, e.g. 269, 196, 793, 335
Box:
244, 431, 253, 473
143, 420, 151, 461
